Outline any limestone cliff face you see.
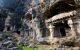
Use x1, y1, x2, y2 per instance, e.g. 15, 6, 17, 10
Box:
0, 0, 80, 47
24, 0, 79, 41
0, 0, 79, 33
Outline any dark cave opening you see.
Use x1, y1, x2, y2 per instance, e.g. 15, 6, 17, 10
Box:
54, 20, 70, 37
60, 27, 66, 37
7, 26, 10, 31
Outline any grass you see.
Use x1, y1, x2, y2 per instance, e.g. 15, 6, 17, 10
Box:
22, 46, 38, 50
17, 44, 38, 50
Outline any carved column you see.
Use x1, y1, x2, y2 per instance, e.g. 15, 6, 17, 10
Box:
76, 19, 80, 37
76, 10, 80, 37
68, 18, 76, 36
49, 23, 55, 41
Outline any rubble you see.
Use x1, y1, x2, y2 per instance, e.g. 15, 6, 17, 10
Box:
0, 32, 18, 50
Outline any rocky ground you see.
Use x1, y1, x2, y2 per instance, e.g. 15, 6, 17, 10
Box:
0, 31, 80, 50
0, 31, 38, 50
0, 32, 18, 50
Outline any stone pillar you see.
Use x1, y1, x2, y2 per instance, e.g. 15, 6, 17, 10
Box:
49, 23, 55, 41
76, 19, 80, 37
68, 18, 76, 36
